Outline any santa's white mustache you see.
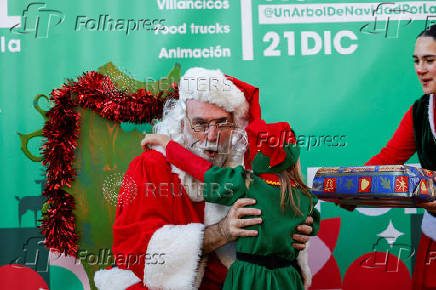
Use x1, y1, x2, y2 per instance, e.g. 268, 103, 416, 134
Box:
190, 140, 224, 154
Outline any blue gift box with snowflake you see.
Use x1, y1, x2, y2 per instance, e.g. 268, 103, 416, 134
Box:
312, 165, 436, 207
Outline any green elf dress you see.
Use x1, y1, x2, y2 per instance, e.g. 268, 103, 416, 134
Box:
165, 120, 320, 290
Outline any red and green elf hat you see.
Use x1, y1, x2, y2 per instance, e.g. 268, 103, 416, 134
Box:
245, 119, 300, 174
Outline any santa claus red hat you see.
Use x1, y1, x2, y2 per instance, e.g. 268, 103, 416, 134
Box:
178, 67, 261, 127
225, 75, 261, 123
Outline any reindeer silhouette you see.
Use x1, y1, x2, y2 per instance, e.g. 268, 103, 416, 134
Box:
15, 196, 47, 227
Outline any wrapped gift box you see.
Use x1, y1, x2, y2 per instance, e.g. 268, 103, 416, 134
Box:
312, 165, 436, 207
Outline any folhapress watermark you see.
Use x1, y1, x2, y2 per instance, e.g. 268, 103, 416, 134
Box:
10, 2, 64, 39
75, 15, 166, 35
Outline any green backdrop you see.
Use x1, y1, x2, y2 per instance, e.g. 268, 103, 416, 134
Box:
1, 0, 435, 289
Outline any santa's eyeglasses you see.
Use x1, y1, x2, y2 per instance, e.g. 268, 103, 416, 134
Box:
186, 116, 235, 133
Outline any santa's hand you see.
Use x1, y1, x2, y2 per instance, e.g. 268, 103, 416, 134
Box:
292, 216, 313, 250
218, 198, 262, 242
141, 134, 171, 150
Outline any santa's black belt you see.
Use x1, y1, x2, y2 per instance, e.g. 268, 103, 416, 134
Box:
236, 252, 302, 274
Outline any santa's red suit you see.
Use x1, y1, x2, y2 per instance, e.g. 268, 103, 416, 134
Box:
97, 149, 230, 289
366, 94, 436, 290
94, 68, 313, 289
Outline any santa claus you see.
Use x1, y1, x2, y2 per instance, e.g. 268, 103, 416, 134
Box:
94, 67, 314, 289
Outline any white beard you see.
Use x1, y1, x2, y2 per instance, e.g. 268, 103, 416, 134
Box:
152, 127, 245, 202
170, 126, 230, 201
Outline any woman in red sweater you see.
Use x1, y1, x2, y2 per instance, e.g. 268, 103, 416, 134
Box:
366, 25, 436, 290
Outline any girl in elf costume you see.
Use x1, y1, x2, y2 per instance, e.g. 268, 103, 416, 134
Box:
142, 119, 320, 290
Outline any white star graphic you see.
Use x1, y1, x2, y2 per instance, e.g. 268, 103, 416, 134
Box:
377, 220, 404, 247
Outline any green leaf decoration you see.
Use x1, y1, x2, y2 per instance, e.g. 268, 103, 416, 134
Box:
97, 61, 181, 97
71, 108, 144, 289
18, 94, 50, 162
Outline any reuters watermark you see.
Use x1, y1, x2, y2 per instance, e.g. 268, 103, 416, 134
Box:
144, 76, 238, 93
143, 182, 235, 199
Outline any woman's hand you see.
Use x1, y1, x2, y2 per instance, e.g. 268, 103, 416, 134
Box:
335, 202, 356, 212
417, 201, 436, 213
141, 134, 171, 150
417, 177, 436, 214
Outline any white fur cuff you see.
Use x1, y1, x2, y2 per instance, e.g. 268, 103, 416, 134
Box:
204, 202, 236, 268
178, 67, 246, 114
144, 223, 205, 289
297, 241, 312, 289
94, 267, 140, 290
422, 211, 436, 241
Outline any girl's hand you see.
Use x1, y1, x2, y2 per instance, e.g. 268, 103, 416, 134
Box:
141, 134, 171, 150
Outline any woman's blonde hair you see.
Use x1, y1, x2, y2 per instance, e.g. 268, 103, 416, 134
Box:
277, 161, 313, 216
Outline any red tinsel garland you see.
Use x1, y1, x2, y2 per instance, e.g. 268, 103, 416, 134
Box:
41, 71, 178, 256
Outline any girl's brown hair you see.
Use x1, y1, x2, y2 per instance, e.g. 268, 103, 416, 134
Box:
277, 160, 313, 215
